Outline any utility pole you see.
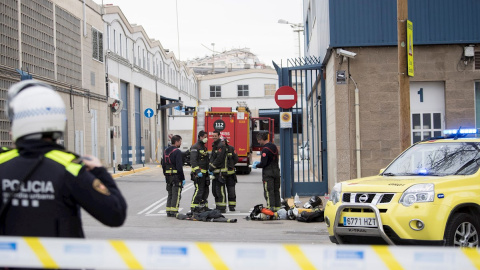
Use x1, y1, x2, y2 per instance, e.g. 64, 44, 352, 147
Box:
398, 0, 411, 150
211, 43, 215, 74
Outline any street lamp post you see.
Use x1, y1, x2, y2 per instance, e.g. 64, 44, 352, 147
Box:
278, 19, 304, 58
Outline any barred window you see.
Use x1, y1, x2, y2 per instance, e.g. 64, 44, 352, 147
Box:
238, 85, 249, 96
210, 85, 221, 98
92, 28, 103, 62
264, 84, 276, 96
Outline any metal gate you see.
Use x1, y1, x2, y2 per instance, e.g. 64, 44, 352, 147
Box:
274, 57, 328, 198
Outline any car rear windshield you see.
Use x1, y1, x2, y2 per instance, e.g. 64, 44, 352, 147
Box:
383, 142, 480, 176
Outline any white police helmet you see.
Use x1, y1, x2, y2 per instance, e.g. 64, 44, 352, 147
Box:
6, 80, 66, 141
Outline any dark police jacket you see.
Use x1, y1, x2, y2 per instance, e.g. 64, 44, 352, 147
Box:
190, 141, 209, 175
0, 139, 127, 238
161, 145, 185, 180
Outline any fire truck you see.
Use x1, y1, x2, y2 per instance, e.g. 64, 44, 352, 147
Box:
192, 103, 274, 174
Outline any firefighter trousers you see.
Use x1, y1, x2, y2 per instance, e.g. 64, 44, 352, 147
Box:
263, 174, 281, 211
212, 173, 227, 210
190, 174, 210, 210
166, 175, 182, 214
225, 173, 237, 210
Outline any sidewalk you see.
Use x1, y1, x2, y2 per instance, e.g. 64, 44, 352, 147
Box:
107, 162, 160, 179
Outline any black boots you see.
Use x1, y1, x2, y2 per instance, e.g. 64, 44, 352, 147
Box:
167, 212, 177, 217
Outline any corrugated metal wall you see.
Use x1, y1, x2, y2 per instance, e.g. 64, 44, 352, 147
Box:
329, 0, 480, 48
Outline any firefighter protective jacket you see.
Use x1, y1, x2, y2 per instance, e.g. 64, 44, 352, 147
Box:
0, 139, 127, 238
190, 141, 209, 175
209, 139, 227, 173
256, 142, 279, 169
226, 144, 238, 174
162, 145, 185, 180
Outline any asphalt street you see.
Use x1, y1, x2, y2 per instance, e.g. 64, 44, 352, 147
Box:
81, 165, 333, 245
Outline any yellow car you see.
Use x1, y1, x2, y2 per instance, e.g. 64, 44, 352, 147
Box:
325, 130, 480, 246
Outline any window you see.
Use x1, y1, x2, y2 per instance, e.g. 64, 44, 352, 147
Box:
264, 84, 276, 96
475, 82, 480, 128
92, 28, 103, 62
210, 85, 221, 97
412, 113, 442, 144
147, 53, 150, 72
476, 51, 480, 70
119, 33, 122, 56
107, 25, 110, 50
125, 36, 128, 59
238, 85, 249, 96
113, 30, 116, 53
137, 46, 141, 66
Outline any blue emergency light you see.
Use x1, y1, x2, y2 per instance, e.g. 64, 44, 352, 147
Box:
417, 168, 428, 175
443, 128, 478, 135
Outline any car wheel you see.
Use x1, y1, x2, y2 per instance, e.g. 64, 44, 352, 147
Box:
444, 213, 480, 247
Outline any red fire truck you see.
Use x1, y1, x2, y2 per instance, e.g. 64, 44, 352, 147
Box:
192, 104, 274, 174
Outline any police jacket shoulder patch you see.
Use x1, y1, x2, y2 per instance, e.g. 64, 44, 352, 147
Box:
92, 178, 111, 195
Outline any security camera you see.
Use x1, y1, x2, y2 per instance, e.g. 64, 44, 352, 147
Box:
337, 49, 356, 58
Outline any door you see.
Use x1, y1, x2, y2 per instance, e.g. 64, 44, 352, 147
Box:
134, 86, 142, 164
121, 82, 130, 164
410, 82, 445, 144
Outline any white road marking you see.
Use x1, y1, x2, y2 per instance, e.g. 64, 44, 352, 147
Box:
139, 184, 256, 216
137, 183, 195, 215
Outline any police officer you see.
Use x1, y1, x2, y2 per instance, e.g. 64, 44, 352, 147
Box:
189, 130, 210, 211
252, 132, 281, 211
209, 130, 228, 213
225, 138, 238, 211
0, 80, 127, 237
162, 135, 185, 217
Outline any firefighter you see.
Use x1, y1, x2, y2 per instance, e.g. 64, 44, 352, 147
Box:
162, 135, 185, 217
209, 130, 228, 213
189, 130, 210, 211
252, 132, 281, 211
224, 138, 238, 211
0, 80, 127, 237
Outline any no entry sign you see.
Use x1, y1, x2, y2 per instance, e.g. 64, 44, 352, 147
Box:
275, 86, 297, 109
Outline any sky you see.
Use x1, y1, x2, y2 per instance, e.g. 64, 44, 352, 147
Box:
98, 0, 304, 67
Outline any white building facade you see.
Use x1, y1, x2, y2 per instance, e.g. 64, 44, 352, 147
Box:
103, 6, 198, 164
198, 69, 278, 114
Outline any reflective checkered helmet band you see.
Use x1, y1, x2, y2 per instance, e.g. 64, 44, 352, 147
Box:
7, 80, 66, 141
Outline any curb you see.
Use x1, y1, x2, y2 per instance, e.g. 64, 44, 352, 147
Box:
112, 167, 151, 179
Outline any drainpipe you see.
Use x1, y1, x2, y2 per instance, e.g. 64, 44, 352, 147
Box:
350, 75, 361, 178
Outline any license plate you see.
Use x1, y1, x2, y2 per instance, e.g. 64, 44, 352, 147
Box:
343, 217, 377, 227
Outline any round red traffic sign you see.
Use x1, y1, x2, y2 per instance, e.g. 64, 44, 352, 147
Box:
275, 86, 298, 109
